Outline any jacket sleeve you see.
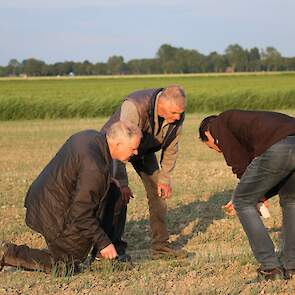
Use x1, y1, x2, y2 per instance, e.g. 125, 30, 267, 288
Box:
211, 120, 251, 179
67, 155, 111, 251
120, 100, 140, 125
113, 160, 129, 187
113, 100, 140, 186
158, 126, 182, 185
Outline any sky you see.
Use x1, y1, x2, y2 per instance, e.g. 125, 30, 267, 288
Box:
0, 0, 295, 66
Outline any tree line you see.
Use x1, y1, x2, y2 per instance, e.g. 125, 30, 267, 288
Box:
1, 43, 295, 77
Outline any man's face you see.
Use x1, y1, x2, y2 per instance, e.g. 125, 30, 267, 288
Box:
160, 101, 185, 123
204, 131, 222, 153
116, 135, 140, 163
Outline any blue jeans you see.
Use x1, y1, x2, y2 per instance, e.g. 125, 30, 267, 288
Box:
232, 136, 295, 270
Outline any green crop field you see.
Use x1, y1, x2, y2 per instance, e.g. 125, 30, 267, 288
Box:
1, 73, 295, 120
1, 114, 295, 294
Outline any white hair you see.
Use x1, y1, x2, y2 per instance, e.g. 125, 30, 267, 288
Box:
159, 85, 186, 107
106, 120, 142, 143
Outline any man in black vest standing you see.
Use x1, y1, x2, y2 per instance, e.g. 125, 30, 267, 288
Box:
199, 110, 295, 280
101, 85, 187, 258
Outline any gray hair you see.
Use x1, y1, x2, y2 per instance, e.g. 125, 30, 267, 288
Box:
106, 120, 142, 143
159, 85, 186, 106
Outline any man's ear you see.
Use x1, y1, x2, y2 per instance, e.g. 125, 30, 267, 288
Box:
116, 141, 121, 149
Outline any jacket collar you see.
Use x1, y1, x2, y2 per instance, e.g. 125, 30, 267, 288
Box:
148, 88, 164, 132
99, 133, 113, 168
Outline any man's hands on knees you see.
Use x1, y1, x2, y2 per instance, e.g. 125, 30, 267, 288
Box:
157, 182, 172, 199
100, 243, 118, 259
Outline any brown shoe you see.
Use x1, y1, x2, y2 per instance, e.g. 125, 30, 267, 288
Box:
151, 244, 188, 260
257, 267, 285, 281
284, 268, 295, 279
0, 241, 10, 271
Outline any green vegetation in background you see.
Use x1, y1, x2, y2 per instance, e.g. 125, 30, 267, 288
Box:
0, 73, 295, 120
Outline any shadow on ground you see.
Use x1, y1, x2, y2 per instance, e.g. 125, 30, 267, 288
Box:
124, 190, 233, 252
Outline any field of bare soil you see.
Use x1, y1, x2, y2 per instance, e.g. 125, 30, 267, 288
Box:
1, 114, 295, 294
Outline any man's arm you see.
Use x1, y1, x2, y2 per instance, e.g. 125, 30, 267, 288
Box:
120, 100, 140, 125
158, 126, 182, 185
210, 119, 251, 179
66, 156, 113, 253
157, 126, 182, 199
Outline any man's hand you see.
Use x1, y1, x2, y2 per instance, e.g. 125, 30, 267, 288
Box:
120, 185, 134, 205
99, 243, 118, 259
157, 182, 172, 199
111, 177, 120, 188
223, 197, 270, 217
223, 200, 236, 216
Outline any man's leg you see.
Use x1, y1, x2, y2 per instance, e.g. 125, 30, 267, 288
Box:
130, 153, 187, 258
139, 169, 169, 248
139, 167, 187, 258
280, 171, 295, 272
1, 241, 53, 273
233, 137, 295, 272
101, 182, 128, 255
1, 230, 92, 274
130, 153, 169, 249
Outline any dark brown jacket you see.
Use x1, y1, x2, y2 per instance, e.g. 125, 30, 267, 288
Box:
25, 130, 112, 252
209, 110, 295, 179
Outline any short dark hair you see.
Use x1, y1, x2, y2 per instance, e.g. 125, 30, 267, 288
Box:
198, 115, 217, 141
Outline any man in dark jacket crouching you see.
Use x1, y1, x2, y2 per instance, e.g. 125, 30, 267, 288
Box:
0, 121, 141, 274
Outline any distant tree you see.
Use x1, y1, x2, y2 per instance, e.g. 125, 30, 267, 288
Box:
157, 44, 206, 73
126, 59, 145, 74
7, 59, 22, 75
157, 44, 179, 73
0, 66, 7, 77
127, 58, 162, 74
53, 61, 74, 75
261, 47, 283, 71
107, 55, 125, 74
93, 62, 107, 75
176, 48, 205, 73
72, 62, 85, 75
225, 44, 248, 71
284, 57, 295, 71
247, 47, 261, 71
204, 52, 227, 72
22, 58, 46, 76
82, 60, 93, 75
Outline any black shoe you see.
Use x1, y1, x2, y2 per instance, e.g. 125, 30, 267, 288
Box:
116, 253, 132, 263
257, 267, 285, 281
111, 254, 134, 271
114, 240, 128, 256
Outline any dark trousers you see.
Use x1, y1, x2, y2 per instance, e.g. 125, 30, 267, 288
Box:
4, 183, 122, 273
232, 136, 295, 270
